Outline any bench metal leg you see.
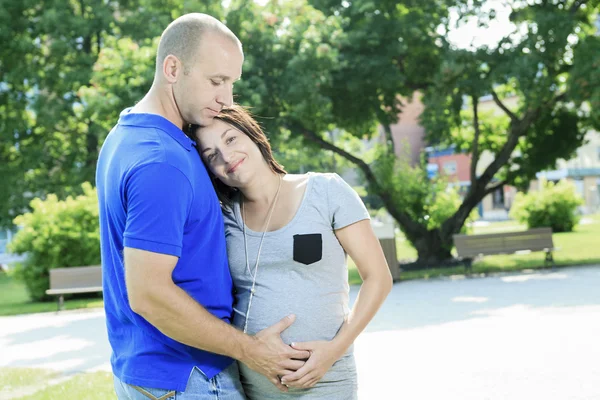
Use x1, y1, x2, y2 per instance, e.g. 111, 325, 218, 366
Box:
545, 251, 555, 270
57, 295, 65, 311
464, 258, 473, 275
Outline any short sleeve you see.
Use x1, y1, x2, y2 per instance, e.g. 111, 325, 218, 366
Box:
124, 163, 193, 257
327, 173, 371, 230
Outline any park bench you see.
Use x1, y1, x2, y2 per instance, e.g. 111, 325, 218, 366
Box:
453, 227, 556, 273
46, 265, 103, 310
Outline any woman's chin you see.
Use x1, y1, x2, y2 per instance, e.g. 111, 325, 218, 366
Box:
220, 175, 244, 189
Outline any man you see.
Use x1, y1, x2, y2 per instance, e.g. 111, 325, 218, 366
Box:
96, 13, 308, 399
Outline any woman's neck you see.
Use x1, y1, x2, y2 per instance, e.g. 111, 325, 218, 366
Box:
239, 170, 282, 208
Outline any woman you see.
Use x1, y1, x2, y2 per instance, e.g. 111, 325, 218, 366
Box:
191, 105, 393, 399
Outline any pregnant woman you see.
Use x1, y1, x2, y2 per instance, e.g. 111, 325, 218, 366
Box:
190, 105, 393, 399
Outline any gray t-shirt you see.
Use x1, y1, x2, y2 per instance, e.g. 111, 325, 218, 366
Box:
223, 172, 369, 399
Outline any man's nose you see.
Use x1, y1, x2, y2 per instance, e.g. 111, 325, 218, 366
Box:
216, 82, 234, 107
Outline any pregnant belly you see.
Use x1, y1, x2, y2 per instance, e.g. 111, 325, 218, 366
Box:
233, 292, 348, 344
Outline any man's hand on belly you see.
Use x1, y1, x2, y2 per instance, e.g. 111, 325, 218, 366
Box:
240, 314, 310, 392
280, 340, 345, 389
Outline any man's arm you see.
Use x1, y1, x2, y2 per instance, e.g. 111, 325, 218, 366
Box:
125, 247, 308, 391
121, 162, 307, 390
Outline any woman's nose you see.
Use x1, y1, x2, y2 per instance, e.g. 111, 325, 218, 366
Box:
221, 148, 234, 163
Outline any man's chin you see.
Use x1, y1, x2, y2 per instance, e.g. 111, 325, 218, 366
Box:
193, 116, 214, 128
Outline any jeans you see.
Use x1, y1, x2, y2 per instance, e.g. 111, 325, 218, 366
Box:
114, 362, 246, 400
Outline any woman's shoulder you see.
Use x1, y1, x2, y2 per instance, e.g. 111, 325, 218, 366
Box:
304, 172, 349, 191
304, 171, 343, 184
221, 193, 241, 224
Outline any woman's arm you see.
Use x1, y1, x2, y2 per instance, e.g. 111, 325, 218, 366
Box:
282, 219, 393, 388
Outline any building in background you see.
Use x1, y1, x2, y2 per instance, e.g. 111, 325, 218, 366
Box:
0, 228, 24, 268
345, 91, 597, 219
532, 130, 600, 214
384, 93, 516, 220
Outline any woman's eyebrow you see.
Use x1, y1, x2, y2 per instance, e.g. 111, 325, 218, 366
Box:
201, 129, 234, 153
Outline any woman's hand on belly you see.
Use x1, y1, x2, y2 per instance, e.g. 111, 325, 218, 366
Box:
242, 315, 311, 392
280, 340, 345, 389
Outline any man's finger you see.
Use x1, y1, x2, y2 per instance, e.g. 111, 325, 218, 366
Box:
266, 314, 296, 334
290, 341, 316, 351
282, 359, 305, 371
288, 348, 311, 360
282, 365, 310, 383
270, 376, 289, 392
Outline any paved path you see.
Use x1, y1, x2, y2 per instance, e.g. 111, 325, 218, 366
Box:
1, 266, 599, 399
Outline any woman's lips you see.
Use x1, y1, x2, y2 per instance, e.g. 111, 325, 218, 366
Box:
227, 158, 245, 173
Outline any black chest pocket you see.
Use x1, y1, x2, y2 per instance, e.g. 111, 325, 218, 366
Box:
293, 234, 323, 265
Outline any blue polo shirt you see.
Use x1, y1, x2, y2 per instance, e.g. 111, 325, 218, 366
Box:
96, 109, 234, 391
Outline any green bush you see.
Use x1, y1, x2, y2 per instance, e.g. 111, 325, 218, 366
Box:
370, 147, 477, 237
426, 185, 478, 233
509, 179, 583, 232
8, 183, 100, 301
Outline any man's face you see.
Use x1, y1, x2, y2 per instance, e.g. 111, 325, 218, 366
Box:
175, 33, 243, 127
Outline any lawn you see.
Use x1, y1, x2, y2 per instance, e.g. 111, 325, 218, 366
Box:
348, 213, 600, 285
0, 273, 103, 316
2, 214, 599, 313
0, 368, 115, 400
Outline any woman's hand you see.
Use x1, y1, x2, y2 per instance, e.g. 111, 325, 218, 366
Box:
280, 340, 345, 389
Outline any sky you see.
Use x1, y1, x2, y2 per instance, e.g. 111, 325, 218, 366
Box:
249, 0, 518, 49
446, 0, 518, 49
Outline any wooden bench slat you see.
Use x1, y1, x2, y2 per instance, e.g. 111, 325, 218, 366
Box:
46, 286, 103, 295
46, 265, 103, 295
45, 265, 103, 311
453, 228, 556, 272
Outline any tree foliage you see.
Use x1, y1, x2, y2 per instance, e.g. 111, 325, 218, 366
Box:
2, 0, 599, 265
8, 183, 100, 300
0, 0, 221, 228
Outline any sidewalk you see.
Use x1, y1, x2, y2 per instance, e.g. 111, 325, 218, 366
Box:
1, 266, 600, 399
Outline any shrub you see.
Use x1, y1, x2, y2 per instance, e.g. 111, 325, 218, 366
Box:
8, 183, 100, 301
370, 147, 477, 236
427, 185, 478, 233
509, 179, 583, 232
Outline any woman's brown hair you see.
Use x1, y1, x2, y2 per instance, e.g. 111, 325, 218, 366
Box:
187, 105, 286, 210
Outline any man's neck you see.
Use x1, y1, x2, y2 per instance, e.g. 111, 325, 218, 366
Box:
131, 83, 184, 129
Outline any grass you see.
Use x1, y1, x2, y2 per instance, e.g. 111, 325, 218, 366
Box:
0, 368, 115, 400
19, 371, 116, 400
474, 214, 600, 271
2, 214, 599, 313
0, 273, 103, 317
0, 368, 60, 398
348, 213, 600, 285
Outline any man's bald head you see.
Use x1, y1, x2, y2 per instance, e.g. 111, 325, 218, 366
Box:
156, 13, 241, 77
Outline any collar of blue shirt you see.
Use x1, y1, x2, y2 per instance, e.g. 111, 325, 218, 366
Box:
118, 107, 196, 151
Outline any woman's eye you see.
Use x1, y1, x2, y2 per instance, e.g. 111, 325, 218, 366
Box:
226, 136, 236, 144
211, 80, 223, 86
207, 153, 216, 162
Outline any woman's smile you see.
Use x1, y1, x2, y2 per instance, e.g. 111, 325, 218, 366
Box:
227, 157, 246, 174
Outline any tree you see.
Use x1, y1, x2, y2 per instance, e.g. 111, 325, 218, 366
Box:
6, 0, 597, 267
0, 0, 223, 228
226, 0, 599, 265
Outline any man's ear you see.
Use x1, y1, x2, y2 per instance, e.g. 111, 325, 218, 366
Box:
162, 55, 182, 84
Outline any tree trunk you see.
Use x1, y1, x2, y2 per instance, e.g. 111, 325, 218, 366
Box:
405, 228, 453, 266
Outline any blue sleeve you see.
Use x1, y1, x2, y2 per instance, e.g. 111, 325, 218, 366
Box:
123, 163, 193, 257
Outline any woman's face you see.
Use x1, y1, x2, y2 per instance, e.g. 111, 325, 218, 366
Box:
196, 119, 264, 187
